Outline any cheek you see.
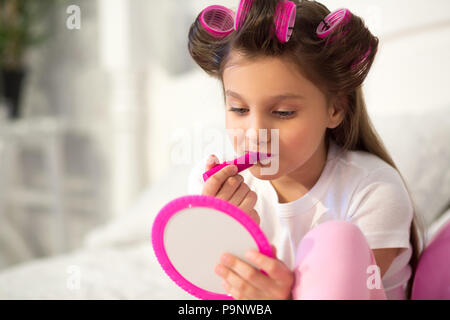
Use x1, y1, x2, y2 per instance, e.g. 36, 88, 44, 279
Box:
279, 116, 325, 158
225, 113, 242, 131
279, 120, 309, 150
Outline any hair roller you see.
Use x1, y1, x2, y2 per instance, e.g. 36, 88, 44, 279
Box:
235, 0, 297, 43
200, 5, 235, 39
316, 8, 352, 40
234, 0, 253, 31
274, 1, 297, 43
316, 8, 375, 84
188, 6, 234, 77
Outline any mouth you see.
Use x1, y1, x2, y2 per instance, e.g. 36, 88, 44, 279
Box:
244, 150, 274, 156
244, 150, 275, 165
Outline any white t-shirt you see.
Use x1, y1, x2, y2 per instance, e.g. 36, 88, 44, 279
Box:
187, 138, 414, 300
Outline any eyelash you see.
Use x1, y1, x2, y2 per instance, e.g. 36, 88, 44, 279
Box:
228, 107, 296, 119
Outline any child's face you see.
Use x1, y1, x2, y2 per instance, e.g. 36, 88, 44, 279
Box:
223, 51, 344, 180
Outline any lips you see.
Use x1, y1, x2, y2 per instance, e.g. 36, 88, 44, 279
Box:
244, 151, 274, 165
245, 151, 274, 158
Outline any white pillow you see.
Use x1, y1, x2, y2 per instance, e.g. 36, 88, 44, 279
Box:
371, 106, 450, 227
428, 208, 450, 244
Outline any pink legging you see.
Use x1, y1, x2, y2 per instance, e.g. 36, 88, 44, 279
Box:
291, 220, 387, 300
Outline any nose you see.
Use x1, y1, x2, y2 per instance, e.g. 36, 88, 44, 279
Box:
245, 113, 271, 151
246, 130, 270, 147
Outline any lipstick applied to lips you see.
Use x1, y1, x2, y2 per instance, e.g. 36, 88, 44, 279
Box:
202, 151, 273, 182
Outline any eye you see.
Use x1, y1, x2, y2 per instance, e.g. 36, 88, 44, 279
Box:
273, 110, 296, 119
228, 107, 249, 115
228, 107, 296, 119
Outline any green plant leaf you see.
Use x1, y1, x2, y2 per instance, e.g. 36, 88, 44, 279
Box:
0, 0, 65, 68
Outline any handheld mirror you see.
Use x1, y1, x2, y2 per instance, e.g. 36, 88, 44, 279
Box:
151, 195, 273, 300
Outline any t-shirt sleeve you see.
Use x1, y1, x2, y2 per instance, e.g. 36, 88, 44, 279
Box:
347, 167, 414, 250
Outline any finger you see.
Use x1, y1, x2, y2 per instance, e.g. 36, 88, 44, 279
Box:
219, 253, 275, 293
215, 174, 244, 200
221, 278, 247, 300
239, 190, 258, 212
205, 155, 219, 171
228, 280, 262, 300
202, 165, 238, 196
216, 264, 266, 300
247, 209, 260, 225
221, 280, 232, 295
227, 180, 250, 206
271, 245, 277, 258
245, 250, 293, 283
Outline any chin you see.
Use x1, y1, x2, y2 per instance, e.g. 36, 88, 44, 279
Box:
249, 164, 281, 180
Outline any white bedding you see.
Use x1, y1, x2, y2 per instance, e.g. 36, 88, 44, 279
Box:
0, 243, 193, 299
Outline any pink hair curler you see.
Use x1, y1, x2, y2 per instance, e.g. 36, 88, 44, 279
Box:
317, 8, 372, 71
200, 5, 235, 38
274, 0, 297, 43
234, 0, 297, 43
316, 8, 352, 40
234, 0, 253, 31
203, 151, 272, 182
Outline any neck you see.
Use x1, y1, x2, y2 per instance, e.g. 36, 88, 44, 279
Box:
270, 138, 329, 204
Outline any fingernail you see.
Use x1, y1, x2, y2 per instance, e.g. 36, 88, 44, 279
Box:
229, 165, 238, 174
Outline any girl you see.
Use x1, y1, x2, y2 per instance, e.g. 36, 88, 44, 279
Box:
187, 0, 424, 300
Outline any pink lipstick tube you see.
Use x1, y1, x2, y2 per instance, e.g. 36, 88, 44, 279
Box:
202, 152, 272, 182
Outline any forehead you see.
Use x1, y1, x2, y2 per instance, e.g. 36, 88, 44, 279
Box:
222, 52, 318, 96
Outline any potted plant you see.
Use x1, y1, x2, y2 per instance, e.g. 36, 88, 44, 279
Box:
0, 0, 59, 119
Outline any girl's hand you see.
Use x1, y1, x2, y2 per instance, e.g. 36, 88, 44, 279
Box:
215, 245, 294, 300
202, 155, 260, 225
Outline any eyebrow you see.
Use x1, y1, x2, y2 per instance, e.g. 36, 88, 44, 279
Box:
225, 90, 305, 104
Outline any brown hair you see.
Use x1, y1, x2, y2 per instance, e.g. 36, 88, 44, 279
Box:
188, 0, 425, 299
